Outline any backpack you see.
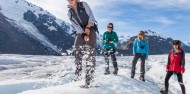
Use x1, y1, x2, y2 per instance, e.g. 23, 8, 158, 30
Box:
68, 2, 99, 35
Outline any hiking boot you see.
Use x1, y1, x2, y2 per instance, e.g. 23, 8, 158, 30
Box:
104, 70, 110, 75
113, 70, 118, 75
80, 84, 89, 88
104, 68, 110, 75
139, 76, 145, 82
131, 73, 134, 78
160, 89, 168, 94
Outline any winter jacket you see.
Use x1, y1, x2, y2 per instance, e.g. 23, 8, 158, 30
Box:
166, 48, 185, 73
133, 38, 149, 59
102, 31, 119, 50
68, 2, 96, 34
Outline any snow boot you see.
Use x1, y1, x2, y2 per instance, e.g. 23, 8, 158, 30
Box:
160, 89, 168, 94
104, 68, 110, 75
131, 73, 134, 78
80, 84, 89, 88
139, 76, 145, 82
113, 69, 118, 75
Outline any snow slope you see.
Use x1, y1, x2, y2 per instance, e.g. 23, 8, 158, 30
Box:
0, 54, 190, 94
0, 0, 73, 53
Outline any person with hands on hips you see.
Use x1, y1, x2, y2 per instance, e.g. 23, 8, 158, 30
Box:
160, 40, 186, 94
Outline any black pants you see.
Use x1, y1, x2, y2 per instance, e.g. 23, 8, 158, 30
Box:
104, 48, 118, 71
131, 53, 146, 77
164, 71, 186, 94
74, 30, 96, 85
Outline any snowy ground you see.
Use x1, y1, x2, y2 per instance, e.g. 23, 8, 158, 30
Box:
0, 54, 190, 94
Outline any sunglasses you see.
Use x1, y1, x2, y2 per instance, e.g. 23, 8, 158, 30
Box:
173, 43, 179, 45
139, 33, 143, 35
108, 26, 113, 28
67, 0, 74, 1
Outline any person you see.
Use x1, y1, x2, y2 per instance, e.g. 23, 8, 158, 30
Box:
160, 40, 186, 94
131, 31, 149, 81
102, 23, 119, 75
67, 0, 97, 87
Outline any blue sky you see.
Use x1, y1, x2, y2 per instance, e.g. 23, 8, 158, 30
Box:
26, 0, 190, 43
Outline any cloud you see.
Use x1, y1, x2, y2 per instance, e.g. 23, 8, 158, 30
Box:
121, 0, 190, 10
25, 0, 190, 23
144, 16, 175, 25
25, 0, 190, 42
26, 0, 69, 22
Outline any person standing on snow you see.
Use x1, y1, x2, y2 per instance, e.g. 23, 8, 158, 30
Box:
160, 40, 186, 94
131, 31, 149, 82
102, 23, 119, 75
67, 0, 97, 88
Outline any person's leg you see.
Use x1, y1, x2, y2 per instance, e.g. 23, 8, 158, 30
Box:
131, 53, 140, 78
110, 49, 118, 75
74, 48, 83, 77
161, 71, 173, 94
85, 30, 96, 85
74, 34, 85, 80
164, 71, 173, 92
104, 49, 110, 74
139, 54, 146, 81
177, 73, 186, 94
85, 47, 96, 85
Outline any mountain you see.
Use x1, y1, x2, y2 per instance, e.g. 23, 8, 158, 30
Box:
117, 35, 131, 46
186, 42, 190, 47
117, 30, 190, 55
0, 0, 75, 55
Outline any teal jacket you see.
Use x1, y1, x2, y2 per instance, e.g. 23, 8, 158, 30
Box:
133, 38, 149, 59
102, 31, 119, 50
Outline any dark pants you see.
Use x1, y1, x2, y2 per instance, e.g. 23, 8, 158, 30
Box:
131, 53, 146, 77
164, 71, 186, 94
104, 48, 118, 72
74, 30, 96, 85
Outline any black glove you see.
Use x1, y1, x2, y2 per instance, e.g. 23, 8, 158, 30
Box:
81, 33, 87, 39
106, 39, 111, 44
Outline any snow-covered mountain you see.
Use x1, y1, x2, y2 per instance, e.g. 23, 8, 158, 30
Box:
118, 35, 130, 45
117, 30, 190, 55
186, 42, 190, 47
0, 0, 75, 55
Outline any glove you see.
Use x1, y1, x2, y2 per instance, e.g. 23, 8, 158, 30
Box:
166, 65, 170, 71
81, 33, 87, 39
181, 67, 185, 74
106, 39, 111, 44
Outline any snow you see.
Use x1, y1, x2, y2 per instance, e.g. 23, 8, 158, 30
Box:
14, 20, 61, 53
186, 42, 190, 47
48, 25, 58, 32
0, 54, 190, 94
0, 0, 48, 21
97, 34, 103, 48
0, 0, 75, 53
118, 35, 130, 44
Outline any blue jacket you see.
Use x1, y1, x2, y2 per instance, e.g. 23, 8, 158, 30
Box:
133, 38, 149, 59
